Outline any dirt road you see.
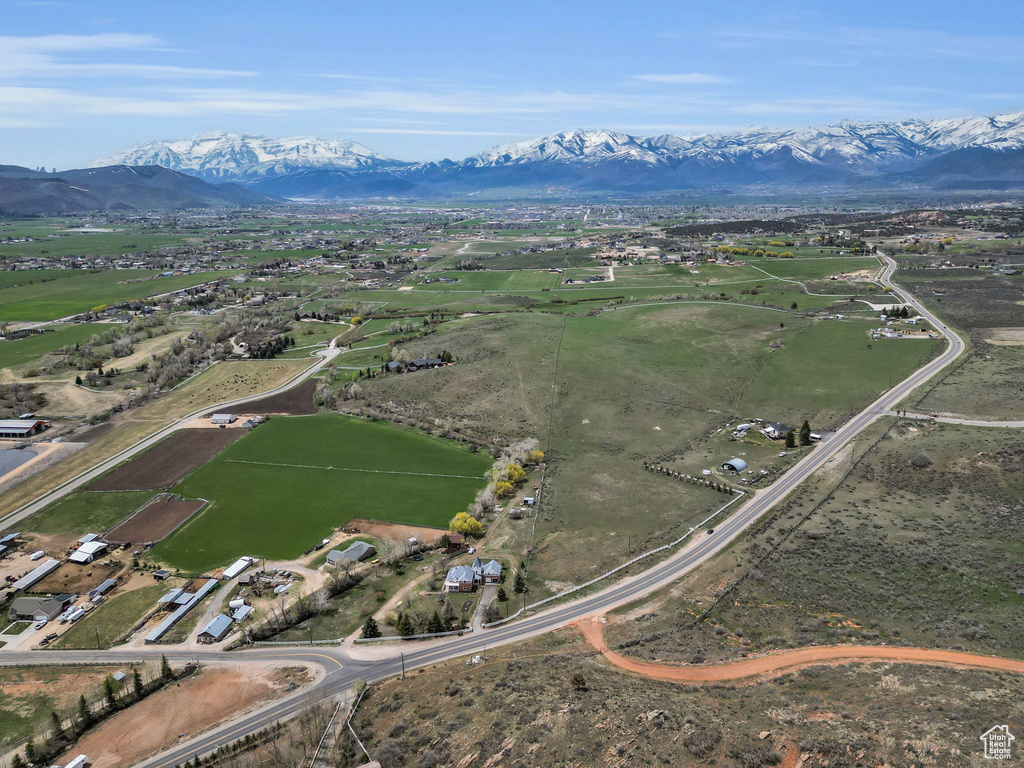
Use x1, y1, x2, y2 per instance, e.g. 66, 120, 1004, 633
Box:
577, 616, 1024, 683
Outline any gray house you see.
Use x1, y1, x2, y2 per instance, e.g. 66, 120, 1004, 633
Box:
326, 541, 376, 566
9, 594, 73, 622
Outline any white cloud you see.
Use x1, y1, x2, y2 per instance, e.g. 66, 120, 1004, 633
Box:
633, 73, 732, 84
0, 33, 253, 81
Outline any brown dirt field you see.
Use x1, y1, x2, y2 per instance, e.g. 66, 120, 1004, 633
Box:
31, 561, 121, 595
227, 379, 317, 415
87, 428, 243, 491
984, 327, 1024, 345
74, 422, 116, 443
60, 665, 294, 768
344, 518, 447, 545
577, 616, 1024, 684
106, 496, 206, 544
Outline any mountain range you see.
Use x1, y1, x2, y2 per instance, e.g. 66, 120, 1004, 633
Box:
77, 109, 1024, 199
0, 164, 278, 216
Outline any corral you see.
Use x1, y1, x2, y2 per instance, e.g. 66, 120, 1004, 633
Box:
105, 495, 206, 545
154, 414, 491, 572
30, 561, 119, 596
87, 429, 244, 491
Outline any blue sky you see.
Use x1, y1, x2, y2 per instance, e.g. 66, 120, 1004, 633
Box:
3, 0, 1024, 168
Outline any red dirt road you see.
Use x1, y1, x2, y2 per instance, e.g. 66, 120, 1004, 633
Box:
576, 616, 1024, 684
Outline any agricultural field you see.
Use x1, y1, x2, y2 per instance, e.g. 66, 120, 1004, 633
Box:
0, 359, 311, 519
0, 268, 238, 322
23, 490, 154, 539
153, 414, 492, 572
605, 420, 1024, 663
88, 429, 244, 491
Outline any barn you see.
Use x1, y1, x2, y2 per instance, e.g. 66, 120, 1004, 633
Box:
722, 458, 748, 473
0, 419, 50, 438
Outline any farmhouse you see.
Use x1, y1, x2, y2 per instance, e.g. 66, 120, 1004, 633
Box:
763, 422, 792, 440
69, 541, 108, 564
444, 565, 477, 593
8, 594, 73, 622
197, 614, 233, 643
444, 558, 502, 592
446, 533, 465, 552
326, 541, 376, 565
722, 458, 748, 473
0, 419, 50, 438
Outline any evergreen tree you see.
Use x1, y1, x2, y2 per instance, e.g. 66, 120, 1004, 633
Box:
51, 709, 63, 738
133, 668, 144, 697
75, 374, 82, 386
77, 694, 91, 726
161, 655, 174, 681
513, 572, 526, 594
427, 612, 445, 634
103, 675, 117, 708
361, 616, 381, 639
496, 587, 508, 602
396, 612, 414, 637
11, 754, 26, 768
799, 420, 812, 446
24, 739, 37, 764
785, 431, 797, 449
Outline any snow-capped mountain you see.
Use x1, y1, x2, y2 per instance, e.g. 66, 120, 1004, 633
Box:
97, 111, 1024, 198
461, 111, 1024, 171
93, 132, 406, 181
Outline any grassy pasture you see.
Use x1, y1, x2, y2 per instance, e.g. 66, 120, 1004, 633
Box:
0, 231, 197, 260
22, 490, 154, 536
51, 584, 166, 650
0, 269, 238, 321
154, 414, 491, 572
0, 323, 105, 372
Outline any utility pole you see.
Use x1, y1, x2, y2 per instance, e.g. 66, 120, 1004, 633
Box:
95, 627, 101, 650
308, 624, 313, 646
400, 652, 405, 679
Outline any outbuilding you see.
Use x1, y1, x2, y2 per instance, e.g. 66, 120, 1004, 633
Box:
722, 458, 748, 473
0, 419, 49, 438
326, 541, 376, 566
197, 614, 234, 643
210, 414, 237, 425
69, 541, 108, 564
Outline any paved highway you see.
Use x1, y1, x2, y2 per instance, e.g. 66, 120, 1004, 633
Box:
0, 255, 970, 767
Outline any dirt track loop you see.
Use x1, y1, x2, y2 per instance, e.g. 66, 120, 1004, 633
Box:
577, 616, 1024, 684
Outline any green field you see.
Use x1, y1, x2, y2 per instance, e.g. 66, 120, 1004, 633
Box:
0, 323, 105, 371
0, 269, 238, 321
24, 490, 155, 536
154, 414, 492, 571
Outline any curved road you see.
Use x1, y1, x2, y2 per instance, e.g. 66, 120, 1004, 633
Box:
0, 255, 972, 767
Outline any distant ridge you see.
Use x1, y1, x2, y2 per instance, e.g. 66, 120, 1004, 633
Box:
0, 164, 279, 216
